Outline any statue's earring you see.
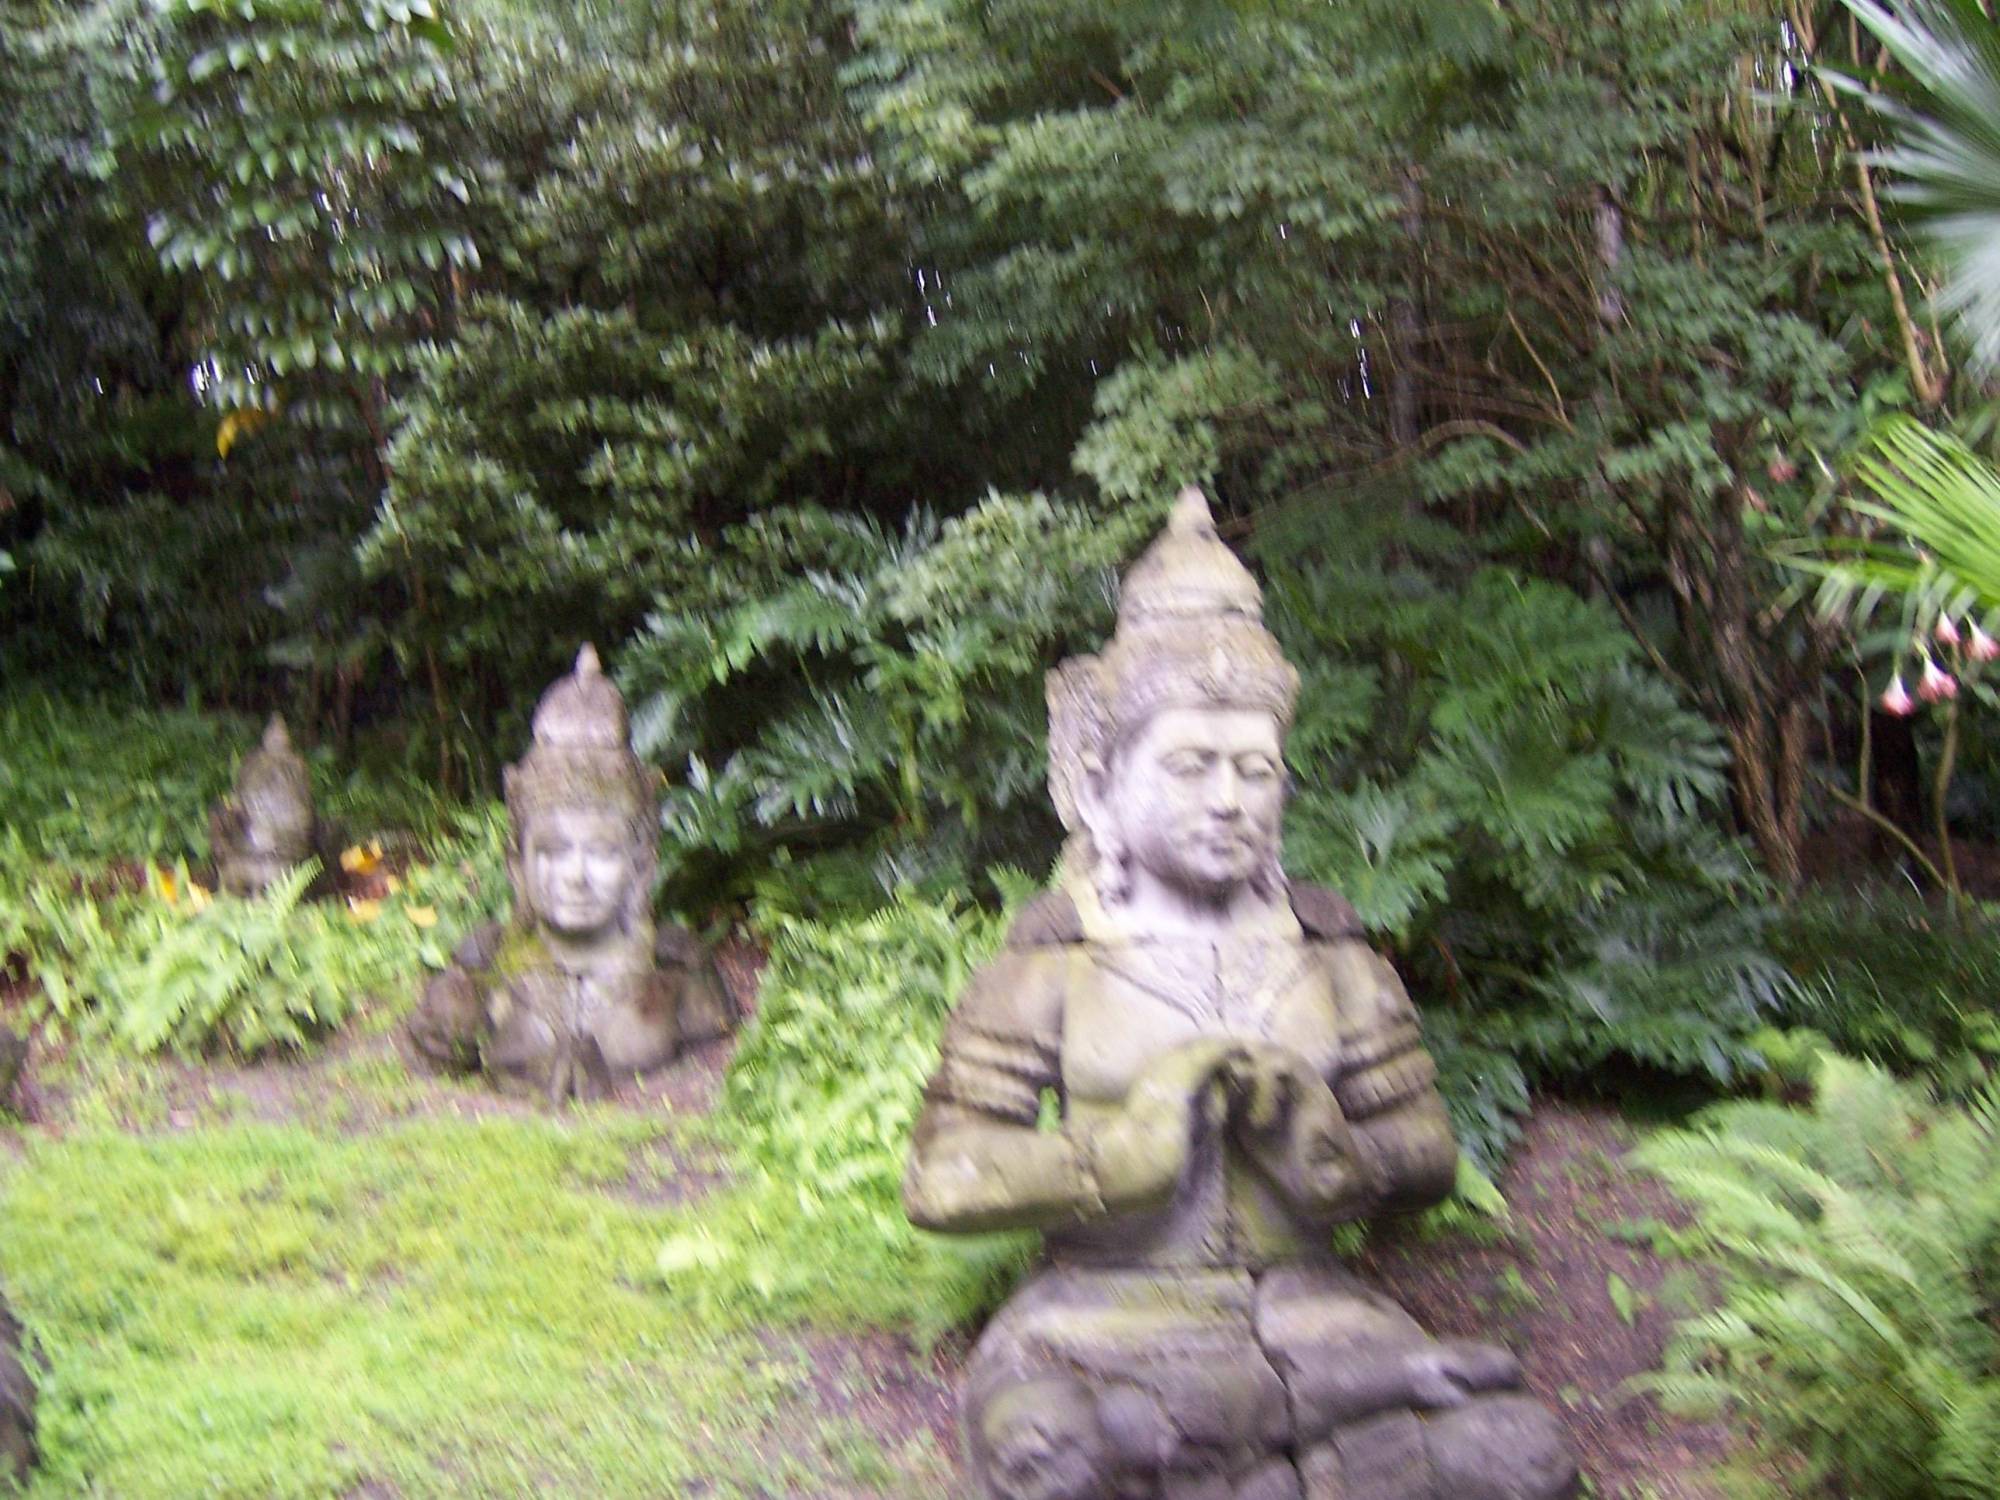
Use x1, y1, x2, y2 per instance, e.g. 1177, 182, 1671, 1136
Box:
621, 826, 654, 935
1074, 752, 1130, 906
1094, 827, 1133, 906
1251, 849, 1285, 901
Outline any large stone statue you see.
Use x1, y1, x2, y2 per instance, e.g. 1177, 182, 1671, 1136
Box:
904, 491, 1578, 1500
405, 646, 734, 1102
210, 716, 316, 897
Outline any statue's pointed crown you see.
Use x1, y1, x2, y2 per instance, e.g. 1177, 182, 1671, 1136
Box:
504, 645, 657, 832
227, 712, 313, 851
1046, 486, 1298, 833
236, 713, 310, 798
530, 644, 629, 752
1117, 487, 1266, 627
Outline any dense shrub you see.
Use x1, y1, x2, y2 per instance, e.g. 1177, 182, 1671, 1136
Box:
1259, 506, 1789, 1166
1768, 887, 2000, 1098
0, 695, 468, 867
695, 886, 1037, 1339
3, 812, 506, 1057
1640, 1054, 2000, 1498
0, 693, 509, 1055
627, 493, 1147, 911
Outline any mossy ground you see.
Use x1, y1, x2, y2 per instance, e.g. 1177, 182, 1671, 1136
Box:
0, 1047, 975, 1499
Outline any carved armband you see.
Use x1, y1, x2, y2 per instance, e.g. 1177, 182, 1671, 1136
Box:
1334, 1045, 1438, 1123
1329, 949, 1440, 1124
931, 1021, 1055, 1127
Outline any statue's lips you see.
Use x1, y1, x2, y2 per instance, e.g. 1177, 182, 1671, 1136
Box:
1193, 831, 1257, 861
544, 894, 617, 924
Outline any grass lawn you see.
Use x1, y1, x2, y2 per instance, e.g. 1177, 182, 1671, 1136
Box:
0, 1051, 970, 1499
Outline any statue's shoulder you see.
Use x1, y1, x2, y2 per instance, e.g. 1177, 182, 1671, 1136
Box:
1289, 882, 1366, 942
930, 892, 1072, 1047
1002, 889, 1086, 949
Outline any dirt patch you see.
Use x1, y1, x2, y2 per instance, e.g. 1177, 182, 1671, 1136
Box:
775, 1327, 964, 1464
1360, 1102, 1737, 1500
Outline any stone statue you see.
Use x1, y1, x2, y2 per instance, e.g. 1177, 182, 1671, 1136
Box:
209, 716, 316, 897
405, 645, 734, 1102
904, 490, 1578, 1500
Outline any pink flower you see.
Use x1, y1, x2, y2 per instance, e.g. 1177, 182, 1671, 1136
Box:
1919, 657, 1959, 702
1881, 675, 1917, 716
1971, 622, 2000, 662
1936, 615, 1963, 646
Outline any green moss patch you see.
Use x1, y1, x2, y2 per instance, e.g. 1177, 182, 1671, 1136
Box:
0, 1110, 962, 1497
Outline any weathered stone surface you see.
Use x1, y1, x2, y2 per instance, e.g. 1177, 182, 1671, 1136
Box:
209, 716, 316, 897
404, 646, 733, 1103
904, 490, 1578, 1499
0, 1027, 27, 1119
0, 1295, 35, 1486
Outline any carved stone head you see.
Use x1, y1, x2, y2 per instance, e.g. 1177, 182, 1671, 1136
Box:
1049, 488, 1298, 909
502, 646, 659, 953
214, 716, 315, 896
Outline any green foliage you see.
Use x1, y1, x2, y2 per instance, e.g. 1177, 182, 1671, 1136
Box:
0, 691, 508, 1056
0, 694, 480, 864
358, 0, 966, 770
1638, 1054, 2000, 1498
0, 1110, 954, 1497
0, 696, 244, 864
1768, 887, 2000, 1098
1260, 508, 1787, 1166
1792, 416, 2000, 636
700, 886, 1035, 1339
120, 0, 472, 413
1837, 0, 2000, 373
627, 493, 1145, 909
22, 860, 363, 1055
6, 815, 504, 1057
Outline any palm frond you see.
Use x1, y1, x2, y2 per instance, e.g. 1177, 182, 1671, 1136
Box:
1836, 0, 2000, 370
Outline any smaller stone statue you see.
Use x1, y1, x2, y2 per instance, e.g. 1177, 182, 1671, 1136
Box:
209, 716, 317, 897
406, 646, 734, 1102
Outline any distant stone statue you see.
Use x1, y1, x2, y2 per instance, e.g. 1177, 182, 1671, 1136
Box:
209, 716, 316, 897
406, 646, 734, 1102
904, 490, 1578, 1500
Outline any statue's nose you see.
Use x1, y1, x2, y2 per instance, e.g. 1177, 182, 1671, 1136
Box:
1208, 764, 1243, 816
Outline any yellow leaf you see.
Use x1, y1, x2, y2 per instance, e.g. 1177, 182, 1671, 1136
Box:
405, 904, 438, 929
152, 867, 179, 906
384, 873, 404, 895
215, 407, 271, 459
185, 882, 212, 913
340, 843, 382, 876
346, 898, 382, 924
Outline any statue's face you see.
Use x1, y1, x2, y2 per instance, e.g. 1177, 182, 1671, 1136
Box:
980, 1385, 1108, 1500
1101, 705, 1285, 900
521, 807, 638, 940
240, 783, 313, 857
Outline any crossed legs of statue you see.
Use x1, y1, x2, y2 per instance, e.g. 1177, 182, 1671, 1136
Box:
966, 1265, 1577, 1500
